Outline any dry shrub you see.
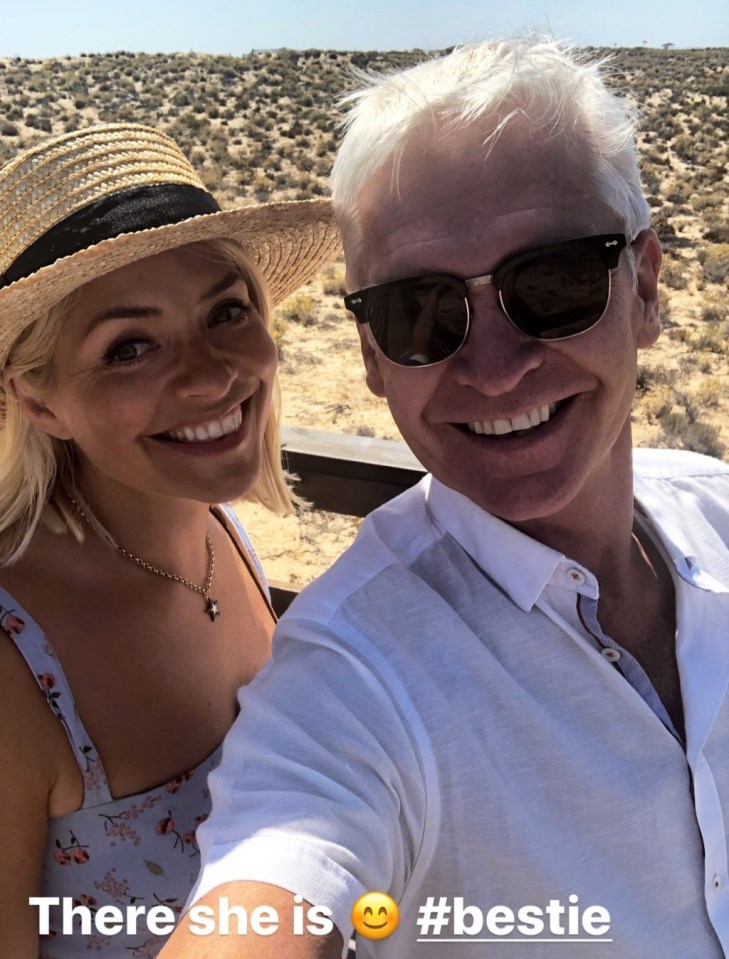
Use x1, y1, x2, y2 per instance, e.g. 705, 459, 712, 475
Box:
321, 264, 346, 296
690, 325, 728, 354
642, 386, 676, 420
693, 377, 725, 408
699, 244, 729, 285
647, 412, 725, 459
279, 292, 317, 326
661, 258, 689, 290
701, 297, 728, 324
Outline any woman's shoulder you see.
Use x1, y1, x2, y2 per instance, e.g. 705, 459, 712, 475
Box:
0, 566, 105, 814
0, 569, 60, 680
0, 600, 84, 815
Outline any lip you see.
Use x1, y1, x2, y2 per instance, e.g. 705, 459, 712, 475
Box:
149, 400, 252, 457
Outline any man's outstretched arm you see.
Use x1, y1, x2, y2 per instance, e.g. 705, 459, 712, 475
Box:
159, 882, 344, 959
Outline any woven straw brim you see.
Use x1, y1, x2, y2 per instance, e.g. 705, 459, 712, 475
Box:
0, 198, 341, 370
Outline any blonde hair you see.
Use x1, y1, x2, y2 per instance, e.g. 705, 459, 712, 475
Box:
0, 238, 294, 566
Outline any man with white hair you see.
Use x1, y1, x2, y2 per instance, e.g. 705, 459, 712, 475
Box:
162, 38, 729, 958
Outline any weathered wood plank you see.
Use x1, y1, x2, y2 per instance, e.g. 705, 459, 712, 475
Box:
269, 427, 426, 615
269, 581, 300, 616
281, 425, 425, 518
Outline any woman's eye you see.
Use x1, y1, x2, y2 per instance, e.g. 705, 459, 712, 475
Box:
104, 339, 152, 364
211, 300, 251, 326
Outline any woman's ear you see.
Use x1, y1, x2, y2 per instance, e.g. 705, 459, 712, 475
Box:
3, 371, 73, 440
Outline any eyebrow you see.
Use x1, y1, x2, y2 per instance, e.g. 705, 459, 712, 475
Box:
82, 271, 244, 337
202, 272, 242, 301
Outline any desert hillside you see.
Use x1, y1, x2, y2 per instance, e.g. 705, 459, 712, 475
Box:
0, 47, 727, 584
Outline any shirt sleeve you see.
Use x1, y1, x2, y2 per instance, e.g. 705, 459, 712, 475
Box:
187, 613, 428, 942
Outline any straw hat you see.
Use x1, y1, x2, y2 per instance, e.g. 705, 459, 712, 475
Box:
0, 123, 341, 369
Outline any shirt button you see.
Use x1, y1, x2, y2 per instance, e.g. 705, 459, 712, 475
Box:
568, 568, 586, 585
713, 875, 721, 892
602, 648, 621, 662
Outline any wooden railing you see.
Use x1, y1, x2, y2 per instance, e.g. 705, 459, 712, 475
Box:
269, 425, 426, 615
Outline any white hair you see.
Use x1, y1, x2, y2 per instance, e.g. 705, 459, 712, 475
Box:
330, 37, 651, 282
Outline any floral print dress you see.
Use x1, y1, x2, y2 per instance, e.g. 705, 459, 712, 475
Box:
2, 507, 271, 958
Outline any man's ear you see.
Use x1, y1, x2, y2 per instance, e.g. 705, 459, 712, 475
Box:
356, 324, 387, 398
3, 372, 73, 440
634, 229, 663, 348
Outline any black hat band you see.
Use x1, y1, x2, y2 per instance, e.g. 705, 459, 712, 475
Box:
0, 183, 220, 289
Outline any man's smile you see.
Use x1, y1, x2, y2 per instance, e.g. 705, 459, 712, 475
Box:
466, 400, 562, 436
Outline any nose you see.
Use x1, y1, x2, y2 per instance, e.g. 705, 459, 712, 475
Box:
171, 336, 238, 401
449, 287, 544, 395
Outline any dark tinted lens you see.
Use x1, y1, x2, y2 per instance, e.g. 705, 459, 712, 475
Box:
499, 248, 610, 339
366, 277, 468, 365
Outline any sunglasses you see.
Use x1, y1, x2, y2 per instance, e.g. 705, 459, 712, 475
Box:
344, 233, 629, 368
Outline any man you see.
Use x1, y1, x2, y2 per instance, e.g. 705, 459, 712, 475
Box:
162, 38, 729, 958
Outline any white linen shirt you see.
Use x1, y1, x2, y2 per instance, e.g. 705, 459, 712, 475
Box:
192, 448, 729, 958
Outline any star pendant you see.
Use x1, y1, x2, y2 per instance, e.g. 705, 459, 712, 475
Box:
205, 597, 220, 622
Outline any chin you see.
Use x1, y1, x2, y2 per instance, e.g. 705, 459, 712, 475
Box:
160, 460, 263, 508
203, 473, 261, 507
449, 468, 586, 526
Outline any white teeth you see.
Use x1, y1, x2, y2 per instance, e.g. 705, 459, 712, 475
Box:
222, 411, 240, 434
162, 405, 243, 443
510, 413, 532, 432
467, 401, 561, 437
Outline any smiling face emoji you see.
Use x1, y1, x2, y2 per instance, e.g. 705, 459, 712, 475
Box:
351, 891, 400, 940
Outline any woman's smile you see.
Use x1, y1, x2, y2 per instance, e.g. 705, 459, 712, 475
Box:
151, 398, 256, 458
158, 401, 245, 443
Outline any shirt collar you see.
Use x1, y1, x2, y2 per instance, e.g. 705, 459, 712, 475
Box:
634, 492, 729, 593
424, 473, 729, 609
424, 476, 567, 612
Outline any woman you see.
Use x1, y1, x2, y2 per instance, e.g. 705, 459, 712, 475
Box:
0, 123, 339, 958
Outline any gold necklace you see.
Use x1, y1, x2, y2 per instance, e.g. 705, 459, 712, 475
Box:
68, 496, 220, 622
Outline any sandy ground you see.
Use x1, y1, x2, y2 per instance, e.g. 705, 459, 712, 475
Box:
235, 259, 729, 594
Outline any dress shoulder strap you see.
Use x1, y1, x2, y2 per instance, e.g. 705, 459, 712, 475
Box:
0, 586, 112, 806
212, 505, 276, 622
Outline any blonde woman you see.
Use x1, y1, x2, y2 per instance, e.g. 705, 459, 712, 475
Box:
0, 124, 338, 958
